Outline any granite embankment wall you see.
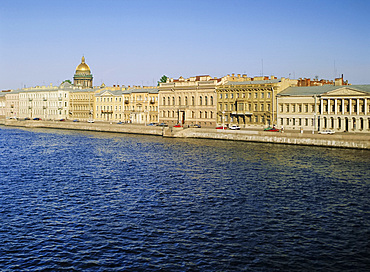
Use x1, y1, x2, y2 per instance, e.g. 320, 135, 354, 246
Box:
1, 119, 370, 149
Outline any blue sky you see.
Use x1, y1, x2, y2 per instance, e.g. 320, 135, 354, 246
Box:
0, 0, 369, 90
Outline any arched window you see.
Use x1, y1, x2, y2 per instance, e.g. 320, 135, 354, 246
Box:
192, 96, 195, 105
205, 96, 208, 106
211, 96, 213, 105
200, 96, 203, 105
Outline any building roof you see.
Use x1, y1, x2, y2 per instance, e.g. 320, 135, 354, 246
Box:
225, 79, 281, 86
278, 85, 370, 96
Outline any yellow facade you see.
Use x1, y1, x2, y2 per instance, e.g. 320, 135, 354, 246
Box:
123, 87, 159, 124
70, 89, 96, 121
216, 76, 297, 127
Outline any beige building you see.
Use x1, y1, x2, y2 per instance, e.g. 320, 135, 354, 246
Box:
0, 92, 6, 118
95, 87, 124, 122
216, 75, 297, 128
158, 75, 222, 127
70, 86, 100, 121
123, 87, 159, 124
277, 85, 370, 133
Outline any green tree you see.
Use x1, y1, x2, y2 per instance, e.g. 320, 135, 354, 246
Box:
157, 75, 168, 86
62, 79, 72, 84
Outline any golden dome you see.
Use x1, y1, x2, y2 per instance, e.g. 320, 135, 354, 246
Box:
75, 56, 91, 74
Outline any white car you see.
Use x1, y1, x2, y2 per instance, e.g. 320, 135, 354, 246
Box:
229, 125, 241, 130
318, 129, 335, 134
87, 120, 95, 123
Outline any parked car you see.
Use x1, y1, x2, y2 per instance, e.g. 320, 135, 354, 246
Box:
229, 125, 241, 130
147, 123, 158, 126
318, 129, 335, 134
193, 124, 201, 128
117, 121, 123, 124
158, 123, 168, 127
33, 117, 41, 120
173, 124, 182, 128
73, 119, 79, 122
87, 120, 94, 123
59, 119, 65, 121
216, 126, 227, 129
24, 117, 31, 120
264, 127, 280, 132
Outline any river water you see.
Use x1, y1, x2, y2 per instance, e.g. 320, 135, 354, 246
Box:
0, 126, 369, 271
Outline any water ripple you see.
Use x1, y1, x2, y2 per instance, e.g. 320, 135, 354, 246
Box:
0, 127, 369, 271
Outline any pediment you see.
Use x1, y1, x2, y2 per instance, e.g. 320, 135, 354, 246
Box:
101, 91, 113, 96
324, 88, 367, 96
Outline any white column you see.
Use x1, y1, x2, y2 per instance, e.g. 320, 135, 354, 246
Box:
349, 99, 352, 115
365, 98, 368, 115
342, 98, 345, 115
320, 99, 324, 115
335, 99, 338, 115
357, 98, 360, 115
327, 99, 331, 114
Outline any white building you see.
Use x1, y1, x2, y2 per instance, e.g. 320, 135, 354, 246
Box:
277, 85, 370, 133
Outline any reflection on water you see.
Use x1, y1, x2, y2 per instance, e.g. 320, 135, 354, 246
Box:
0, 126, 369, 271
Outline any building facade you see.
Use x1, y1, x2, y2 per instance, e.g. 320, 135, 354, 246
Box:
216, 75, 297, 128
17, 84, 70, 120
158, 75, 222, 127
277, 85, 370, 133
95, 87, 124, 122
123, 87, 159, 124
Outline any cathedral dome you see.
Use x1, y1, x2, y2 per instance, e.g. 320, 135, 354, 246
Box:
75, 56, 91, 74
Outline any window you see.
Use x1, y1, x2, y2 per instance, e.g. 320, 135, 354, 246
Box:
205, 96, 208, 106
254, 93, 258, 99
178, 97, 181, 105
219, 93, 222, 99
254, 104, 258, 111
267, 92, 271, 98
261, 93, 264, 99
172, 97, 175, 105
192, 96, 195, 105
200, 96, 202, 105
211, 96, 213, 105
163, 97, 166, 105
185, 96, 188, 105
225, 93, 228, 99
261, 104, 264, 111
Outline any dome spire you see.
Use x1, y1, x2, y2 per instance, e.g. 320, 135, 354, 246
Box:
81, 55, 85, 63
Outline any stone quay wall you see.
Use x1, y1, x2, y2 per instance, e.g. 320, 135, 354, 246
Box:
1, 119, 369, 150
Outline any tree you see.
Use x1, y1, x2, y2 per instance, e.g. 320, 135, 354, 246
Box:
62, 79, 72, 84
157, 75, 168, 86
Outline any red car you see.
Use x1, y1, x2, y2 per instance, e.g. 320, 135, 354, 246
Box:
264, 127, 280, 132
216, 126, 227, 130
173, 124, 182, 128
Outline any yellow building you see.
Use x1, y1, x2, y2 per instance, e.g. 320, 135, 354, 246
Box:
217, 75, 297, 128
95, 87, 124, 122
123, 86, 159, 124
69, 87, 98, 121
158, 75, 222, 127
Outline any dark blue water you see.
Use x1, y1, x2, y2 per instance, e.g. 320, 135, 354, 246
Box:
0, 126, 369, 271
